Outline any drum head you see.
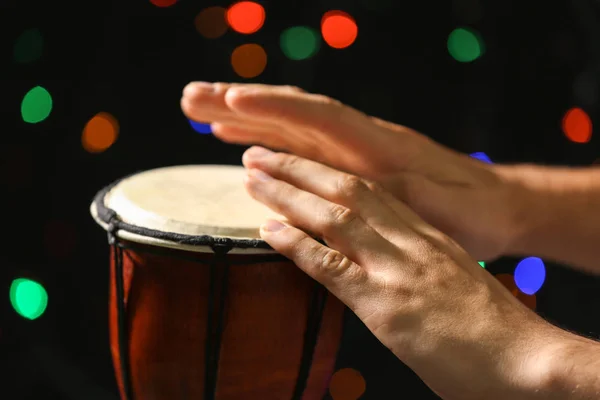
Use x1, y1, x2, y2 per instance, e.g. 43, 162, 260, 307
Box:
90, 165, 285, 253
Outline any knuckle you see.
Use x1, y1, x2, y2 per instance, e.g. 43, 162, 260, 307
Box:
320, 250, 353, 279
273, 152, 300, 171
292, 235, 316, 260
421, 228, 457, 250
364, 180, 385, 194
315, 94, 345, 116
285, 85, 304, 93
317, 94, 342, 108
213, 82, 229, 93
322, 205, 357, 235
337, 174, 368, 201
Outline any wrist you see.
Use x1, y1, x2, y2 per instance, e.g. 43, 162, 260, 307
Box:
496, 164, 600, 267
494, 164, 573, 257
395, 302, 557, 400
492, 164, 549, 257
522, 327, 600, 399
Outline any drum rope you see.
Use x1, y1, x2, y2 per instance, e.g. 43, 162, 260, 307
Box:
204, 245, 230, 400
108, 219, 135, 400
292, 283, 328, 400
96, 188, 333, 400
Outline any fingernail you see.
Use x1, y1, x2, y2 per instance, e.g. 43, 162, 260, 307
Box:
262, 219, 285, 232
245, 146, 273, 160
183, 82, 214, 96
249, 169, 272, 181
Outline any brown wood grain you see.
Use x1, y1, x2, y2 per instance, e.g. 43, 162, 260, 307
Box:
109, 243, 345, 400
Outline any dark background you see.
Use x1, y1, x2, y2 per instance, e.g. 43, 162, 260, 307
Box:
1, 0, 600, 399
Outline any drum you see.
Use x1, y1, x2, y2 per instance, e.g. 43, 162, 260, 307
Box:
90, 165, 345, 400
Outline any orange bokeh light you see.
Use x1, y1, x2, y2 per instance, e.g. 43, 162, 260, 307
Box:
195, 6, 228, 39
516, 292, 537, 310
227, 1, 266, 34
495, 273, 517, 292
321, 10, 358, 49
82, 112, 119, 153
231, 43, 267, 78
329, 368, 366, 400
562, 107, 592, 143
150, 0, 177, 7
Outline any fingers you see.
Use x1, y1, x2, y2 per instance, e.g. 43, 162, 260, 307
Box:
181, 82, 318, 154
210, 123, 289, 150
243, 148, 460, 259
259, 219, 368, 309
243, 169, 401, 268
225, 85, 374, 141
181, 82, 234, 122
180, 82, 281, 132
243, 147, 411, 240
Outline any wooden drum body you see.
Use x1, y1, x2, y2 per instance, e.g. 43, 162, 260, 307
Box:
90, 165, 345, 400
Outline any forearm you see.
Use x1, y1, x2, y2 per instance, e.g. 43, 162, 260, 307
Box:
398, 314, 600, 400
500, 164, 600, 274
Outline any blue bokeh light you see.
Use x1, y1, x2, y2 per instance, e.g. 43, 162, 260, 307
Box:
189, 120, 212, 134
470, 152, 492, 163
514, 257, 546, 295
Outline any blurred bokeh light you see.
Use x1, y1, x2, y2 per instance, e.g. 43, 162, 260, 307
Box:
329, 368, 367, 400
447, 27, 484, 62
470, 152, 493, 163
562, 107, 593, 143
13, 28, 43, 64
10, 278, 48, 321
231, 43, 267, 78
82, 112, 119, 153
280, 26, 320, 60
514, 257, 546, 295
150, 0, 177, 7
195, 6, 228, 39
21, 86, 52, 124
495, 273, 537, 310
227, 1, 266, 35
321, 11, 358, 49
189, 120, 212, 134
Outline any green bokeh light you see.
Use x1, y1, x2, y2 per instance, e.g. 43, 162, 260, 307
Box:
21, 86, 53, 123
10, 278, 48, 320
447, 28, 484, 63
14, 28, 43, 64
478, 261, 486, 268
280, 26, 320, 61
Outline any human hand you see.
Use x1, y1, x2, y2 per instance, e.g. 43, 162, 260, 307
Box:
181, 83, 529, 261
240, 147, 558, 400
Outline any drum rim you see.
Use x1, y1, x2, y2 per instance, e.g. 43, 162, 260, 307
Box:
90, 172, 277, 254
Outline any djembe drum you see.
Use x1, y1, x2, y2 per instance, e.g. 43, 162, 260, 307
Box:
90, 165, 345, 400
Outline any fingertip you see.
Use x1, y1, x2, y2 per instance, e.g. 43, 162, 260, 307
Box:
183, 81, 215, 98
180, 96, 193, 117
261, 219, 287, 234
241, 150, 255, 168
242, 146, 270, 166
